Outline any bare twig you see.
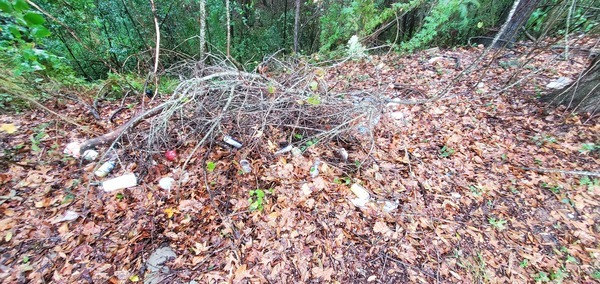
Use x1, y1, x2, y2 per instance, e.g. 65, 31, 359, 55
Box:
521, 167, 600, 177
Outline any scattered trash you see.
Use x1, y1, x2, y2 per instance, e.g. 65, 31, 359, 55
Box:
291, 147, 303, 156
350, 183, 370, 207
546, 77, 573, 89
165, 150, 177, 161
274, 144, 293, 155
94, 161, 115, 177
380, 200, 399, 213
63, 142, 82, 158
309, 159, 321, 178
102, 173, 137, 192
52, 210, 79, 224
223, 135, 242, 148
82, 150, 98, 161
337, 148, 348, 161
158, 177, 176, 190
240, 159, 252, 173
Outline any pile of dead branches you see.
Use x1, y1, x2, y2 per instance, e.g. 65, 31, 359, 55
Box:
81, 60, 386, 173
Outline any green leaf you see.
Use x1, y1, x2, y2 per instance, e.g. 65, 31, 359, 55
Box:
8, 24, 22, 39
309, 81, 318, 91
13, 0, 29, 12
0, 0, 13, 13
306, 95, 321, 105
23, 12, 45, 26
30, 26, 51, 39
206, 161, 216, 172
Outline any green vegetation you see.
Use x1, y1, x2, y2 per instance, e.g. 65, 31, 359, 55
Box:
1, 0, 598, 112
439, 145, 455, 158
488, 217, 507, 230
248, 188, 272, 211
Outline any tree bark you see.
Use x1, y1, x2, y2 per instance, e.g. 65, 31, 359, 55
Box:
293, 0, 300, 53
492, 0, 541, 48
226, 0, 231, 58
199, 0, 207, 61
540, 56, 600, 114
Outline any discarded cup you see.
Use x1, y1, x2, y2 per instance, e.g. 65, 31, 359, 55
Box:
240, 159, 252, 173
223, 135, 242, 148
158, 177, 176, 190
82, 150, 99, 161
102, 173, 137, 192
309, 159, 321, 178
95, 161, 115, 177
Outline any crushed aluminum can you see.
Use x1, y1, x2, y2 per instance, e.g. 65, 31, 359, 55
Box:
223, 135, 242, 148
337, 148, 348, 161
274, 144, 293, 155
240, 159, 252, 173
94, 161, 115, 177
82, 150, 99, 161
309, 159, 321, 178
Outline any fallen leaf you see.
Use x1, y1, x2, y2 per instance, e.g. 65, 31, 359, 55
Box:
0, 123, 17, 134
164, 207, 176, 218
4, 231, 12, 242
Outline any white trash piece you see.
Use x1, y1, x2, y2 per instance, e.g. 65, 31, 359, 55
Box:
546, 77, 573, 89
158, 177, 176, 190
274, 144, 293, 155
240, 159, 252, 173
309, 159, 321, 178
82, 150, 99, 161
94, 161, 115, 177
102, 173, 137, 192
350, 183, 370, 207
337, 148, 348, 161
63, 142, 82, 158
291, 147, 303, 156
223, 135, 242, 148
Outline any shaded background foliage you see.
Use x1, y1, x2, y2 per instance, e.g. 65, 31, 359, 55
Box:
0, 0, 598, 82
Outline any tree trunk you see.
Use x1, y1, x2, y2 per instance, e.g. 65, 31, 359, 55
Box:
226, 0, 231, 58
540, 56, 600, 114
492, 0, 541, 48
199, 0, 207, 61
293, 0, 300, 53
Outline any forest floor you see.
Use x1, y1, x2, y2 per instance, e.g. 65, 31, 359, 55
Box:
1, 38, 600, 284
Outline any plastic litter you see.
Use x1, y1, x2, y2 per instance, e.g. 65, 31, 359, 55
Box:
102, 173, 137, 192
94, 161, 115, 177
82, 150, 98, 161
274, 144, 293, 155
63, 142, 82, 158
309, 159, 321, 178
337, 148, 348, 161
223, 135, 242, 148
350, 183, 370, 207
291, 147, 303, 156
158, 177, 176, 190
240, 159, 252, 173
